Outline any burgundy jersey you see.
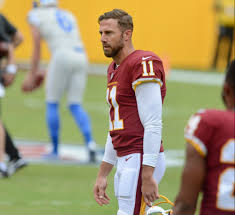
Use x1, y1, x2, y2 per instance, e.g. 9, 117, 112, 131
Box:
106, 50, 166, 156
184, 109, 235, 215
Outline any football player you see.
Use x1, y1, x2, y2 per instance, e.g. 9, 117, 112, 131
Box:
0, 13, 22, 89
173, 60, 235, 215
93, 9, 167, 215
0, 13, 27, 177
22, 0, 96, 162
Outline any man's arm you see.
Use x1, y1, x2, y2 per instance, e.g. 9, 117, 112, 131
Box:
0, 120, 6, 164
135, 82, 162, 206
11, 31, 23, 48
2, 43, 17, 87
22, 24, 42, 92
93, 133, 116, 206
172, 143, 206, 215
93, 161, 113, 206
102, 132, 117, 165
30, 24, 41, 75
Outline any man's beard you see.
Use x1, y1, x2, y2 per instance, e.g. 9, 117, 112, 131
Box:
103, 34, 124, 58
104, 45, 123, 58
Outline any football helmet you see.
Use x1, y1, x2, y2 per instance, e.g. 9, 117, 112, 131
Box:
33, 0, 57, 8
146, 195, 174, 215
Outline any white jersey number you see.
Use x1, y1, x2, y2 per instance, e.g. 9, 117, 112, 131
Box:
106, 86, 123, 131
216, 139, 235, 211
55, 10, 73, 32
142, 60, 155, 76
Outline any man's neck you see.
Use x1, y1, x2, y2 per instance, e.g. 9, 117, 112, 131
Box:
113, 44, 135, 65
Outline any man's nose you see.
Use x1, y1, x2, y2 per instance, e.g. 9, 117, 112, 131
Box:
101, 34, 107, 43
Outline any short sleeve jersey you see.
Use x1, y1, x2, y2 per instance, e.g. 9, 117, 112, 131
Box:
0, 14, 17, 42
27, 7, 84, 54
184, 109, 235, 215
106, 50, 166, 156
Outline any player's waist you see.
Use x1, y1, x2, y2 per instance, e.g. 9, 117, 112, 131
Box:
73, 46, 84, 53
114, 142, 164, 157
51, 45, 85, 54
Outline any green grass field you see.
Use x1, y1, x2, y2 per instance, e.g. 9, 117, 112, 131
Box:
0, 70, 224, 215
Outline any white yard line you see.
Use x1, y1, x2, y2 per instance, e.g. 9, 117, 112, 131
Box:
168, 69, 224, 86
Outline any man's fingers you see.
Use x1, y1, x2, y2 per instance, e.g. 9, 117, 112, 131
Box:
2, 74, 15, 87
149, 194, 156, 203
98, 190, 109, 205
155, 191, 160, 199
94, 186, 105, 206
96, 193, 109, 205
104, 192, 110, 201
143, 191, 160, 207
99, 194, 109, 205
151, 190, 159, 202
95, 197, 103, 206
143, 195, 152, 207
22, 84, 33, 92
21, 80, 35, 92
98, 187, 105, 199
94, 185, 110, 206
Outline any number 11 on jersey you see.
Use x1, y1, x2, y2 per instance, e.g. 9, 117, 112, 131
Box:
106, 86, 124, 131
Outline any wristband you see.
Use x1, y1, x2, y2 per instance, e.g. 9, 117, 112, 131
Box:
142, 154, 158, 167
102, 157, 117, 166
6, 64, 17, 74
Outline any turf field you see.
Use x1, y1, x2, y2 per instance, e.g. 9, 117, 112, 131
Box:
0, 69, 224, 215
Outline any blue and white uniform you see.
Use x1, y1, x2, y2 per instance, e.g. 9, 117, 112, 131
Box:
27, 2, 95, 159
28, 7, 87, 104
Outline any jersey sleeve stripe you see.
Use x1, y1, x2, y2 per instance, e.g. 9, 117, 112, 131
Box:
108, 82, 118, 87
184, 134, 207, 157
132, 78, 162, 91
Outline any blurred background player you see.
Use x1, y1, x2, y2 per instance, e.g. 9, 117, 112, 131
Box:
93, 9, 166, 215
173, 60, 235, 215
22, 0, 96, 162
0, 120, 7, 177
0, 13, 27, 176
212, 0, 234, 69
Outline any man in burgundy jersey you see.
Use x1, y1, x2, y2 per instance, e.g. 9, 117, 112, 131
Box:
93, 9, 167, 215
173, 60, 235, 215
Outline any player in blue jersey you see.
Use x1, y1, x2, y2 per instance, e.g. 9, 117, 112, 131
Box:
22, 0, 96, 162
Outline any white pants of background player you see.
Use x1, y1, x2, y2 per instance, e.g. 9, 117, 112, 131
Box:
115, 152, 166, 215
46, 48, 88, 104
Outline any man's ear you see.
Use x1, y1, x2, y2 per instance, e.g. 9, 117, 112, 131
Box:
123, 30, 132, 41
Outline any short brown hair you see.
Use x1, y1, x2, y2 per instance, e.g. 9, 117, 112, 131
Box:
98, 9, 133, 31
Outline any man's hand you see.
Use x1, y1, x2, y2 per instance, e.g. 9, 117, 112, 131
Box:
21, 70, 45, 92
93, 176, 110, 206
21, 72, 35, 92
142, 165, 159, 207
0, 42, 9, 58
33, 70, 45, 89
2, 73, 15, 87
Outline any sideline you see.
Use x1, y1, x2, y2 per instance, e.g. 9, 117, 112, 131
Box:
15, 139, 184, 167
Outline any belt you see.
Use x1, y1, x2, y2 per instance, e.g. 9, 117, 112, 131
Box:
74, 46, 84, 53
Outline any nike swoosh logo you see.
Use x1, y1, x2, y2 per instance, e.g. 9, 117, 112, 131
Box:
125, 156, 132, 162
142, 56, 152, 60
